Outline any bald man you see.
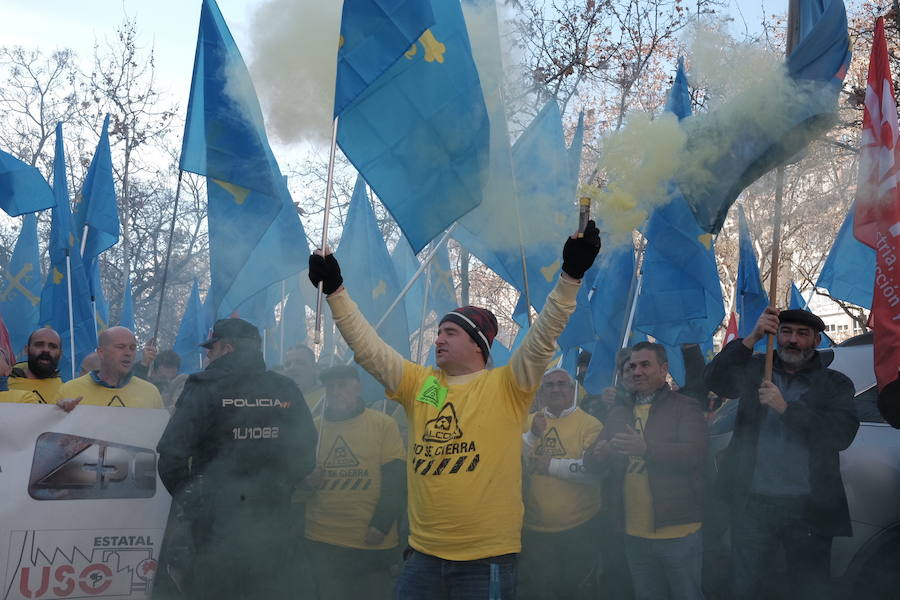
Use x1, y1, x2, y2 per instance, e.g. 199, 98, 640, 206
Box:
54, 327, 163, 410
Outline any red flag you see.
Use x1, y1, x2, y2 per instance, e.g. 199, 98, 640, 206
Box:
855, 17, 900, 392
724, 312, 738, 346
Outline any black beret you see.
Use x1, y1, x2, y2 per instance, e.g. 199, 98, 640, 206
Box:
778, 309, 826, 332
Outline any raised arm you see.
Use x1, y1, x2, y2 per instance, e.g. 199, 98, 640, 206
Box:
509, 221, 601, 390
310, 251, 406, 393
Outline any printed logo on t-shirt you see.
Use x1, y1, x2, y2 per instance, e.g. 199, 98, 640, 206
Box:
323, 435, 360, 468
536, 426, 567, 457
423, 403, 463, 443
627, 413, 647, 474
413, 403, 480, 476
108, 395, 125, 407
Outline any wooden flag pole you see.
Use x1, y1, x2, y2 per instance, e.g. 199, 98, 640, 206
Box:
764, 168, 786, 382
763, 0, 799, 382
313, 116, 340, 348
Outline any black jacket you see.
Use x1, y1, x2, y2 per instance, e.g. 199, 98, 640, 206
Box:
157, 347, 317, 508
587, 386, 708, 532
703, 339, 859, 536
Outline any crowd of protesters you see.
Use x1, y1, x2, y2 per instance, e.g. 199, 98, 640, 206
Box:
0, 221, 860, 600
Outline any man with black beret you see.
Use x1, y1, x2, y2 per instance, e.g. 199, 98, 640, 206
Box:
308, 222, 601, 599
704, 306, 859, 600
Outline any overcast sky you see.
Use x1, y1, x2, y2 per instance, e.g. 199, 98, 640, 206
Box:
0, 0, 771, 119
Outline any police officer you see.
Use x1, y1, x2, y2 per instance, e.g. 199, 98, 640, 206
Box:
157, 318, 318, 600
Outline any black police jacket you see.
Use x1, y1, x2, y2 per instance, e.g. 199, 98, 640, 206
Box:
157, 347, 317, 507
703, 339, 859, 536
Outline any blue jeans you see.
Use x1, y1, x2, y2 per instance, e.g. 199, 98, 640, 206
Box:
394, 548, 517, 600
731, 494, 832, 600
624, 530, 704, 600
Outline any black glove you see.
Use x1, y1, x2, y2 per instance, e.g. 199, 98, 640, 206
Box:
561, 219, 601, 280
308, 252, 344, 295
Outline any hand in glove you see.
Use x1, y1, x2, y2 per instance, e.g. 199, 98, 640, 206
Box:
308, 250, 344, 295
561, 219, 601, 280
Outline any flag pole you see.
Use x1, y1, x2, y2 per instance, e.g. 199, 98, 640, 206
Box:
64, 250, 76, 378
499, 88, 534, 326
151, 170, 185, 347
763, 0, 799, 382
372, 224, 456, 333
314, 116, 340, 347
416, 266, 432, 364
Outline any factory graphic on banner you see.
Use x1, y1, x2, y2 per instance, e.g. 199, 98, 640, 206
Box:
3, 529, 159, 599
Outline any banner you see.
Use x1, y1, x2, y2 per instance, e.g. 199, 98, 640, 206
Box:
0, 404, 171, 600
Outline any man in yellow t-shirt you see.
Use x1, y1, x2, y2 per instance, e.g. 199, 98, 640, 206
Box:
520, 368, 603, 600
586, 342, 707, 600
54, 326, 163, 410
5, 327, 64, 403
309, 221, 601, 599
304, 365, 405, 600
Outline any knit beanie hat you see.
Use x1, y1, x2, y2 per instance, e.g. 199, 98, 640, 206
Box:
439, 306, 499, 362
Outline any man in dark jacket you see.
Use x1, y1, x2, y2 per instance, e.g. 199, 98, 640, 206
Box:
586, 342, 708, 600
704, 307, 858, 600
157, 318, 318, 600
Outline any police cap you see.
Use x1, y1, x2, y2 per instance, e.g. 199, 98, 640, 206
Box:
200, 318, 261, 348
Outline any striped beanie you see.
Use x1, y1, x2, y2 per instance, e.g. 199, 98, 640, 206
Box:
439, 306, 499, 362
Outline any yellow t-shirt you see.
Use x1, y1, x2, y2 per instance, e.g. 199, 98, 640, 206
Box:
524, 409, 603, 532
624, 403, 701, 539
390, 362, 535, 561
9, 373, 63, 404
305, 409, 405, 550
0, 389, 41, 403
54, 374, 163, 409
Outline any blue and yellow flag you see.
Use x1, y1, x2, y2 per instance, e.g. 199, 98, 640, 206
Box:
75, 114, 119, 267
736, 206, 769, 350
391, 238, 425, 333
457, 100, 582, 313
0, 214, 42, 357
0, 148, 55, 217
816, 206, 874, 309
337, 175, 410, 359
173, 280, 208, 374
334, 0, 434, 116
634, 58, 724, 347
38, 124, 97, 381
679, 0, 851, 233
119, 277, 135, 331
583, 244, 637, 394
426, 240, 457, 320
180, 0, 296, 315
337, 0, 489, 253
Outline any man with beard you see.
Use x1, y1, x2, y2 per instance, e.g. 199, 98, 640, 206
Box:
704, 307, 859, 600
53, 326, 163, 410
7, 327, 64, 403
